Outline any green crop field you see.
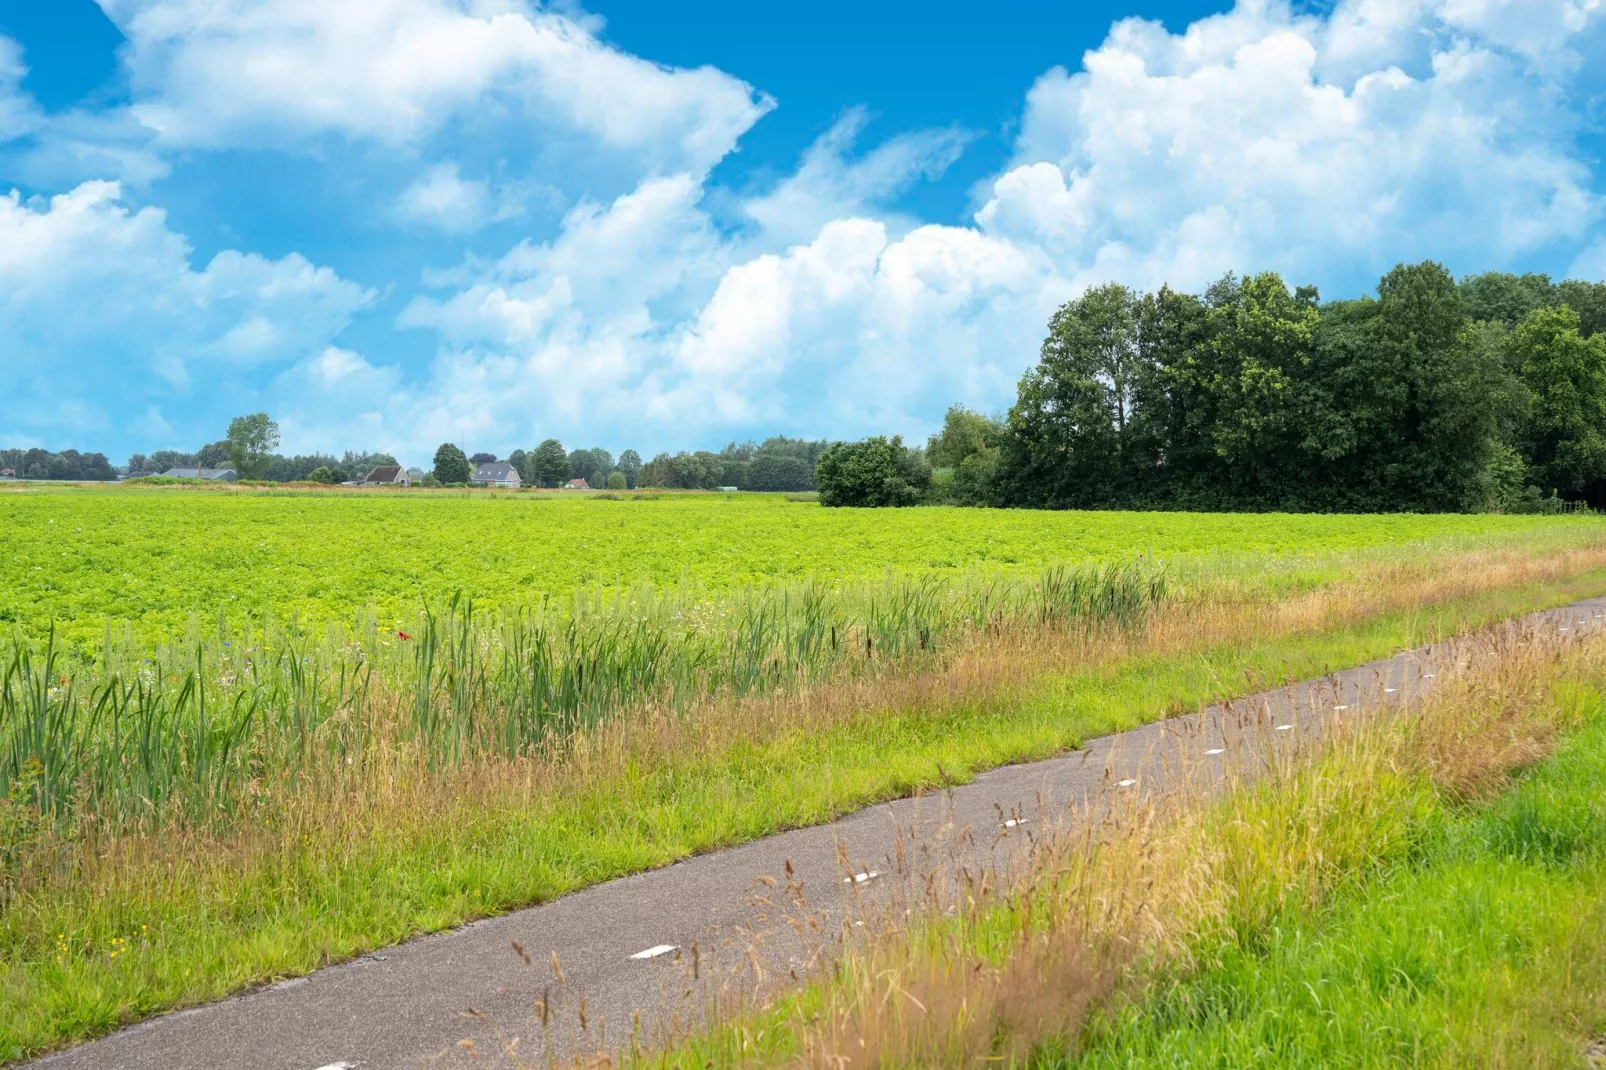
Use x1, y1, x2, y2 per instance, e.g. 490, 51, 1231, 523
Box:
1, 484, 1592, 648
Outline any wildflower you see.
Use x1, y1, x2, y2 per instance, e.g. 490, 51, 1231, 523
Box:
398, 631, 412, 641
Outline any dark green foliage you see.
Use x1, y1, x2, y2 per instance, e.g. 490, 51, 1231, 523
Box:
0, 449, 117, 482
984, 262, 1606, 512
224, 413, 280, 480
927, 406, 1005, 505
1512, 306, 1606, 498
642, 450, 725, 489
1558, 280, 1606, 338
1459, 271, 1556, 327
508, 448, 532, 485
745, 453, 813, 491
432, 443, 472, 485
617, 449, 642, 489
816, 436, 931, 507
532, 439, 569, 487
565, 447, 613, 487
306, 466, 336, 484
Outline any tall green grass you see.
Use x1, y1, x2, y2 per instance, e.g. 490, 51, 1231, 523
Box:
1064, 713, 1606, 1068
0, 562, 1163, 832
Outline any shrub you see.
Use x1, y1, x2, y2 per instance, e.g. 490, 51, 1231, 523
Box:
816, 436, 931, 507
306, 466, 336, 485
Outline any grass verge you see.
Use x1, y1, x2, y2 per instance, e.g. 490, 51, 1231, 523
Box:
656, 600, 1606, 1068
1066, 717, 1606, 1068
5, 541, 1606, 1062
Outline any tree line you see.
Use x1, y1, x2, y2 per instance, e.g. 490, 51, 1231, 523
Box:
430, 436, 825, 491
817, 264, 1606, 513
0, 448, 117, 481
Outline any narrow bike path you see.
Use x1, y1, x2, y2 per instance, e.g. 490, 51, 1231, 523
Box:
32, 597, 1606, 1070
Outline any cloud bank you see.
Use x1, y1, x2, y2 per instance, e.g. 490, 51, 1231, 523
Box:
1, 0, 1603, 459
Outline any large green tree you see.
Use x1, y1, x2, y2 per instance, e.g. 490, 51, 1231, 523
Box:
1512, 305, 1606, 500
927, 406, 1006, 505
432, 443, 471, 484
617, 449, 643, 490
225, 414, 280, 479
532, 439, 570, 487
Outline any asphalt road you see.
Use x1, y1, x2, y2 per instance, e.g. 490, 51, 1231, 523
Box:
30, 596, 1606, 1070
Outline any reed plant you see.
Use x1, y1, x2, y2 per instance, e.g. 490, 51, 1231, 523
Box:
1, 561, 1164, 833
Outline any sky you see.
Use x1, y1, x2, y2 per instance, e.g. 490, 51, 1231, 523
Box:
1, 0, 1604, 466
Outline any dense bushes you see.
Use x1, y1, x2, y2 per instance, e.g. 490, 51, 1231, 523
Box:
815, 436, 931, 507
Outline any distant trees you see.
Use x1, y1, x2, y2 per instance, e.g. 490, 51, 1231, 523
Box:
432, 443, 472, 485
816, 436, 930, 507
469, 452, 497, 464
639, 437, 824, 491
618, 449, 642, 490
225, 413, 280, 479
532, 439, 570, 487
0, 448, 116, 481
567, 447, 613, 487
926, 406, 1005, 505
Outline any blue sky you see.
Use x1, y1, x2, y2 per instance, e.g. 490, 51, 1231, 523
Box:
2, 1, 1604, 466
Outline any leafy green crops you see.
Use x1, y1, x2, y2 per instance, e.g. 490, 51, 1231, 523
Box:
2, 487, 1583, 648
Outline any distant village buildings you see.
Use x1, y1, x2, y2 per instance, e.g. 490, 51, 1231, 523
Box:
474, 462, 521, 488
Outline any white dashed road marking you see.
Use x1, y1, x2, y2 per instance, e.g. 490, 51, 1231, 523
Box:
844, 871, 880, 884
630, 944, 677, 961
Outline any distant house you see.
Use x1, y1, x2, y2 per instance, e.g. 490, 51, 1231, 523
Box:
474, 462, 521, 488
406, 467, 425, 483
363, 465, 410, 487
717, 485, 739, 492
160, 467, 238, 481
0, 467, 14, 480
563, 478, 590, 490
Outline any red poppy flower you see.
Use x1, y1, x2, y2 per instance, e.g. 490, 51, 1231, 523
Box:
397, 632, 411, 641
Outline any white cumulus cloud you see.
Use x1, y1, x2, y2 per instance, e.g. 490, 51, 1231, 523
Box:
98, 0, 772, 176
0, 181, 373, 444
984, 0, 1599, 294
